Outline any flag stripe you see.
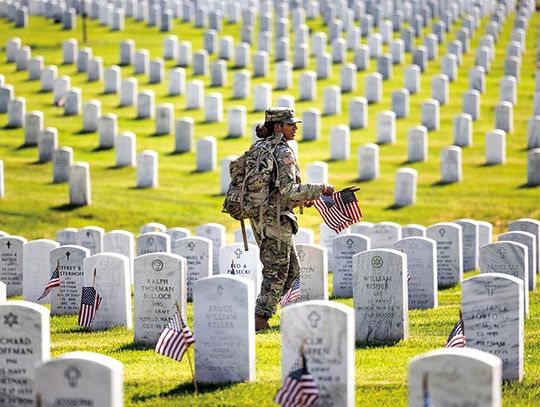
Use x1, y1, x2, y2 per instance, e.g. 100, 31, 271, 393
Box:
280, 277, 300, 307
274, 355, 319, 407
155, 312, 195, 362
78, 286, 103, 328
314, 190, 362, 233
444, 318, 465, 348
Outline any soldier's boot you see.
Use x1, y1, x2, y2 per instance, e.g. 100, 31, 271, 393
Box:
255, 314, 270, 332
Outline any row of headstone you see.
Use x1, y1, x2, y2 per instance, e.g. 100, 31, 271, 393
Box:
0, 300, 123, 406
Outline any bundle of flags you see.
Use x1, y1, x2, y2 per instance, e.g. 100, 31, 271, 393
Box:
37, 260, 61, 301
155, 310, 195, 362
280, 277, 300, 308
444, 313, 466, 348
314, 187, 362, 233
274, 353, 319, 407
78, 286, 103, 328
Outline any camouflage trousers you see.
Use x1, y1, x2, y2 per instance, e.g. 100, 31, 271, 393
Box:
251, 218, 300, 318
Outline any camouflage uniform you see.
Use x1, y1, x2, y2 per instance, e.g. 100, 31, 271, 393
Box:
251, 108, 323, 318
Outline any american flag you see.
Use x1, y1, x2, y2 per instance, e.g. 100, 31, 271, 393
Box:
314, 189, 362, 233
37, 261, 61, 301
274, 354, 319, 407
78, 286, 103, 328
444, 317, 465, 348
280, 277, 300, 307
155, 311, 195, 361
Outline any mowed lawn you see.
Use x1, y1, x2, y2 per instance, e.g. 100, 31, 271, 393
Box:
0, 7, 539, 406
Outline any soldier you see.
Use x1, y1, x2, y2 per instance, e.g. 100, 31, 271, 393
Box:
252, 107, 334, 331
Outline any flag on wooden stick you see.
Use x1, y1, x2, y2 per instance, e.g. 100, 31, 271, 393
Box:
314, 187, 362, 233
155, 310, 195, 362
37, 259, 61, 301
77, 269, 102, 328
274, 353, 319, 407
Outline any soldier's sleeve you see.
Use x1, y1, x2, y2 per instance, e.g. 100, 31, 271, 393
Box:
274, 145, 323, 201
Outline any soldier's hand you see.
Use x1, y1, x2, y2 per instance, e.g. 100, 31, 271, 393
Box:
304, 200, 314, 208
322, 184, 335, 196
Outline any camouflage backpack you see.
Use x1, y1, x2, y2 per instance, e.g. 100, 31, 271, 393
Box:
222, 138, 280, 221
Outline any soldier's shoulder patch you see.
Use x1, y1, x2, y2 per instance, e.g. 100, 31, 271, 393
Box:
282, 151, 295, 165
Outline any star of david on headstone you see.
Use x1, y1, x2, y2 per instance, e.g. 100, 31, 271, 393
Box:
64, 366, 81, 388
187, 242, 196, 251
346, 238, 354, 248
234, 249, 243, 259
438, 228, 446, 237
485, 282, 497, 296
3, 312, 18, 327
498, 247, 507, 259
298, 250, 306, 261
217, 284, 224, 297
307, 311, 321, 328
6, 241, 11, 249
66, 251, 71, 260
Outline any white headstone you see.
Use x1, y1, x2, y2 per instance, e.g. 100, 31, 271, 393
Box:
353, 249, 408, 343
50, 245, 90, 314
196, 136, 217, 172
426, 222, 463, 287
83, 253, 132, 330
172, 237, 212, 301
281, 301, 355, 406
134, 253, 187, 344
0, 301, 50, 405
136, 150, 158, 188
441, 146, 462, 184
0, 236, 28, 296
219, 243, 262, 295
35, 352, 123, 407
193, 275, 255, 383
394, 237, 437, 309
333, 234, 370, 298
137, 232, 170, 255
462, 274, 524, 381
23, 239, 60, 303
53, 146, 73, 183
408, 348, 502, 407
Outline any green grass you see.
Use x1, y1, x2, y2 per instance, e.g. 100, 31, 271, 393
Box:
1, 9, 540, 406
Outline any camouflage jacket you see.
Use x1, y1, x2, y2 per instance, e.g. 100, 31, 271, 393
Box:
252, 132, 323, 240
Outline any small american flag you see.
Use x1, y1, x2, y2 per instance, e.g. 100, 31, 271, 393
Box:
155, 311, 195, 361
78, 286, 103, 328
274, 354, 319, 407
444, 317, 465, 348
37, 261, 61, 301
314, 189, 362, 233
280, 277, 300, 307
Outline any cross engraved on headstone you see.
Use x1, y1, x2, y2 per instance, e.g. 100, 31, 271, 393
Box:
66, 251, 71, 260
498, 247, 507, 259
346, 238, 354, 248
187, 242, 196, 251
298, 250, 306, 261
148, 237, 155, 245
3, 312, 18, 327
217, 284, 224, 297
307, 310, 321, 328
234, 249, 243, 259
6, 241, 11, 249
64, 366, 81, 387
485, 282, 497, 296
438, 228, 446, 237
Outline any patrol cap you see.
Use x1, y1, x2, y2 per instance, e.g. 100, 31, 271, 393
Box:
264, 107, 302, 124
